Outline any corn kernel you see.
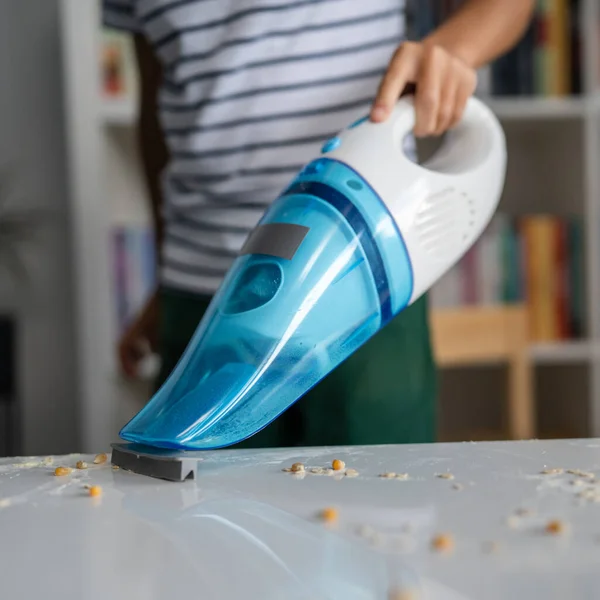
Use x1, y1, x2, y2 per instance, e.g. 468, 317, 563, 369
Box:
321, 507, 338, 523
93, 453, 108, 465
76, 461, 87, 470
546, 519, 568, 535
54, 467, 72, 477
332, 459, 345, 471
88, 485, 102, 498
290, 462, 304, 473
431, 533, 454, 553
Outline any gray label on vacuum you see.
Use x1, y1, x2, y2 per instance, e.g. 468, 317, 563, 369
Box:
240, 223, 309, 260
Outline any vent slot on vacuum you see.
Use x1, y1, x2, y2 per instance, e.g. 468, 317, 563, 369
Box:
414, 187, 476, 260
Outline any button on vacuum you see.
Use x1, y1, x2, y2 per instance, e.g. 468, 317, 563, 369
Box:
321, 137, 341, 154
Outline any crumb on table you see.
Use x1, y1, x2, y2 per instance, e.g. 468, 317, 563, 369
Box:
437, 473, 454, 480
431, 533, 454, 553
345, 468, 359, 478
540, 468, 564, 475
546, 519, 569, 535
505, 515, 520, 529
290, 462, 305, 473
93, 453, 108, 465
566, 469, 594, 479
357, 524, 375, 538
578, 488, 600, 502
76, 461, 87, 470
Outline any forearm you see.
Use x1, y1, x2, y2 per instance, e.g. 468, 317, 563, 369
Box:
423, 0, 536, 69
134, 34, 169, 253
137, 103, 168, 250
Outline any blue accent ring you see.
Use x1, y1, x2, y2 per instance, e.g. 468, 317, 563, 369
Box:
281, 180, 393, 324
348, 115, 369, 129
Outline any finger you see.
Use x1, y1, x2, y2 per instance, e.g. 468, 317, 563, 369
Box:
119, 340, 145, 378
148, 332, 159, 354
448, 72, 477, 130
414, 46, 446, 137
371, 43, 419, 122
120, 351, 139, 378
433, 71, 459, 136
120, 351, 138, 378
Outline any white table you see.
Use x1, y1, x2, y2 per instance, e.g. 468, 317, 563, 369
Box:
1, 439, 600, 599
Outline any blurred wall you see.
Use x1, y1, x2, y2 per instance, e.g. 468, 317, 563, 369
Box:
0, 0, 79, 454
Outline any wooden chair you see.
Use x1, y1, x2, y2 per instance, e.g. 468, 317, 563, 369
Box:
429, 304, 535, 440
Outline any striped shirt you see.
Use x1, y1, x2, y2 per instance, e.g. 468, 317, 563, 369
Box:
103, 0, 406, 296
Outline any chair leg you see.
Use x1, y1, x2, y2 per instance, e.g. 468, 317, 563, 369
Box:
507, 354, 535, 439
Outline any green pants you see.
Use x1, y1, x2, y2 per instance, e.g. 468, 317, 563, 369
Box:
156, 287, 438, 448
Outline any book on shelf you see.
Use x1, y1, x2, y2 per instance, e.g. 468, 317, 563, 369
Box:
111, 225, 157, 336
406, 0, 581, 97
430, 213, 585, 343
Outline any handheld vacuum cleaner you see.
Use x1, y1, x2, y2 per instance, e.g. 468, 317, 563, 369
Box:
111, 96, 507, 480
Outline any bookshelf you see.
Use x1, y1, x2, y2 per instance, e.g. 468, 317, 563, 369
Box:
59, 0, 600, 451
530, 339, 594, 363
488, 96, 587, 119
101, 98, 137, 126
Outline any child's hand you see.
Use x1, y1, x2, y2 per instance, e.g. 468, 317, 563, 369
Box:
370, 41, 477, 137
118, 291, 159, 378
